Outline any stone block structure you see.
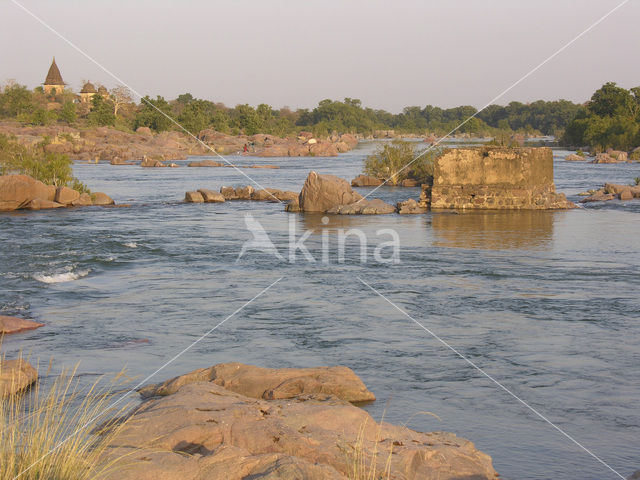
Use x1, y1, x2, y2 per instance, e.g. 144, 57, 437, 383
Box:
428, 147, 575, 210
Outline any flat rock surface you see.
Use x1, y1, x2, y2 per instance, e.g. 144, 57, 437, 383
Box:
104, 367, 497, 480
139, 362, 375, 403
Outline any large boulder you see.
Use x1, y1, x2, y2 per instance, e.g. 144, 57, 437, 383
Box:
309, 141, 338, 157
0, 359, 38, 398
0, 316, 44, 334
235, 185, 255, 200
220, 186, 238, 200
102, 365, 497, 480
299, 172, 363, 212
139, 363, 375, 403
71, 193, 93, 207
565, 153, 586, 161
0, 174, 56, 211
141, 156, 166, 167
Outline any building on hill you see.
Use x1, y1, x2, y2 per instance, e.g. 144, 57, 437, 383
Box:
80, 81, 97, 104
43, 57, 65, 95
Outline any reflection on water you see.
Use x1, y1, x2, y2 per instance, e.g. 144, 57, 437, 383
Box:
431, 211, 555, 250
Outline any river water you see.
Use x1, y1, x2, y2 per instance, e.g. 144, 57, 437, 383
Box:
1, 141, 639, 479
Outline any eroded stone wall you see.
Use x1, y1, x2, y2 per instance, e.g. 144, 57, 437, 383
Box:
429, 147, 575, 210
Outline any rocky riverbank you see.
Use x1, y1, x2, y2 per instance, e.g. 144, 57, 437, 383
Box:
0, 174, 114, 211
0, 122, 359, 163
99, 363, 498, 480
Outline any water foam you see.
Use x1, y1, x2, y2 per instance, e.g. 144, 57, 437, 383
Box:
34, 270, 90, 284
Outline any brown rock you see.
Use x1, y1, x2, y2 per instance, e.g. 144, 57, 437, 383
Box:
580, 190, 616, 203
258, 144, 290, 157
299, 172, 363, 212
399, 178, 419, 187
188, 159, 224, 167
620, 188, 633, 201
309, 142, 338, 157
235, 185, 255, 200
351, 175, 382, 187
55, 186, 80, 204
285, 197, 301, 212
0, 316, 44, 334
185, 191, 205, 203
397, 198, 428, 214
0, 175, 56, 211
71, 193, 93, 206
198, 189, 225, 203
136, 126, 153, 137
92, 192, 115, 206
247, 164, 279, 169
23, 198, 65, 210
103, 367, 496, 480
565, 153, 586, 161
0, 359, 38, 398
252, 188, 284, 202
220, 186, 238, 200
141, 156, 165, 167
139, 363, 375, 403
327, 198, 396, 215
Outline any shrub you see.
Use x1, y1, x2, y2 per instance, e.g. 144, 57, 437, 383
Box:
0, 135, 87, 190
364, 140, 438, 185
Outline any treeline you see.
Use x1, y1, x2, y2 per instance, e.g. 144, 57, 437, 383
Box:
0, 82, 584, 138
563, 82, 640, 152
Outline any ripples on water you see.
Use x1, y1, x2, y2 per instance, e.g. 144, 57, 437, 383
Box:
1, 143, 639, 479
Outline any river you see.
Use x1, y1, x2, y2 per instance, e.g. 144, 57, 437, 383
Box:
1, 141, 639, 479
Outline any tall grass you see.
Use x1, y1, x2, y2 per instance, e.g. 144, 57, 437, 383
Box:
341, 416, 393, 480
0, 364, 132, 480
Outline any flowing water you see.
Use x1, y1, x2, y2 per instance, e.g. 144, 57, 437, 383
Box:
1, 141, 639, 479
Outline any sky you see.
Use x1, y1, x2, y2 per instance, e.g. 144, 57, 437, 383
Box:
1, 0, 639, 113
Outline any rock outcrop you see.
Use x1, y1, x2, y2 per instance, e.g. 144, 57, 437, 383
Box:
101, 364, 497, 480
0, 359, 38, 398
0, 175, 114, 211
580, 183, 640, 203
593, 150, 628, 164
298, 172, 363, 212
565, 153, 586, 161
397, 198, 428, 214
0, 316, 44, 334
327, 198, 395, 215
430, 147, 576, 210
139, 363, 375, 403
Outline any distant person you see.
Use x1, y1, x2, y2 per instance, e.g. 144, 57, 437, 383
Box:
243, 143, 248, 153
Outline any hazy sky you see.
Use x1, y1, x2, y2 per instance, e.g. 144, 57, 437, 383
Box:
1, 0, 638, 112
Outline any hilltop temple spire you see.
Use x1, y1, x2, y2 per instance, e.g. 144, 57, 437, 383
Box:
43, 57, 65, 94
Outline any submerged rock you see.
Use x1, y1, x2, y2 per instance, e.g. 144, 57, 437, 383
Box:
0, 316, 44, 334
327, 198, 395, 215
102, 364, 497, 480
0, 359, 38, 398
397, 198, 428, 214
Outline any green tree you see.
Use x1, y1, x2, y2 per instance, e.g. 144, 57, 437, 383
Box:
364, 141, 437, 185
88, 95, 116, 126
134, 96, 173, 132
59, 101, 77, 124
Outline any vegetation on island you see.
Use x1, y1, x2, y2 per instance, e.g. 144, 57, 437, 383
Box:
0, 134, 88, 191
364, 140, 438, 185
